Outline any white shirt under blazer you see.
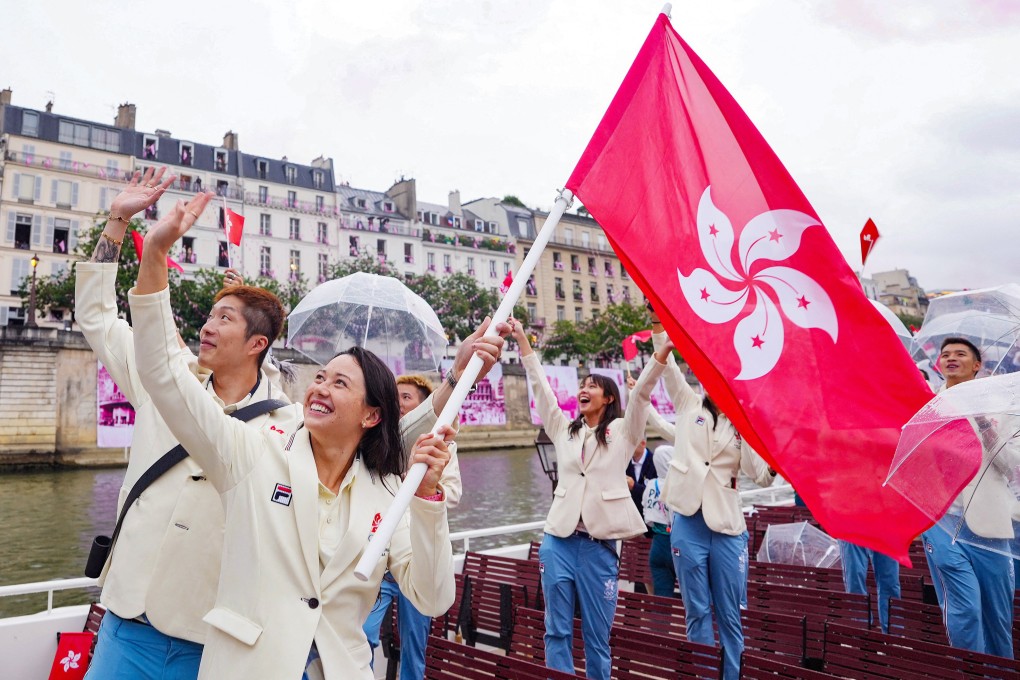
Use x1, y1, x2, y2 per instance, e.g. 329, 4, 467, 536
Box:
76, 262, 300, 643
524, 352, 665, 541
653, 332, 775, 536
129, 287, 455, 680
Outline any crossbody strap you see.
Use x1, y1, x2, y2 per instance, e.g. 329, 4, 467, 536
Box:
107, 398, 289, 547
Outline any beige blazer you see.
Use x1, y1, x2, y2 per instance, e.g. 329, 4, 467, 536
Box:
653, 332, 774, 536
524, 353, 665, 541
76, 263, 299, 642
130, 287, 454, 680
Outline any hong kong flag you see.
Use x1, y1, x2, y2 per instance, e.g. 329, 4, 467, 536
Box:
622, 330, 652, 362
565, 12, 957, 561
225, 207, 245, 246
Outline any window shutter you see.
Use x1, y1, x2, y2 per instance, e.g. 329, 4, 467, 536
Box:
71, 182, 79, 207
34, 176, 42, 201
70, 220, 80, 251
50, 180, 58, 204
12, 174, 20, 197
0, 306, 8, 326
99, 188, 108, 211
11, 259, 28, 290
45, 217, 55, 248
6, 212, 15, 243
31, 215, 42, 246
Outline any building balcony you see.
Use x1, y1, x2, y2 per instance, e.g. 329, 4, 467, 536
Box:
571, 266, 582, 274
404, 255, 415, 264
553, 261, 564, 271
531, 317, 547, 328
468, 269, 476, 276
555, 291, 565, 300
245, 192, 335, 217
342, 217, 420, 238
589, 268, 598, 277
573, 293, 584, 302
4, 150, 132, 182
428, 264, 436, 272
423, 229, 514, 253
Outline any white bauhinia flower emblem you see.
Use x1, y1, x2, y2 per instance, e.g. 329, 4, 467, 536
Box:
677, 186, 839, 380
60, 650, 81, 672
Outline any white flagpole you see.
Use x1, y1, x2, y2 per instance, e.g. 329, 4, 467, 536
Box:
354, 187, 574, 580
221, 195, 233, 270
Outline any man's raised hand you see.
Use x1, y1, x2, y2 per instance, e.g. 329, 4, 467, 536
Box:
143, 191, 215, 257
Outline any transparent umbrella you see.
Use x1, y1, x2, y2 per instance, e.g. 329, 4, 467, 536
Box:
287, 272, 448, 374
756, 521, 841, 568
870, 298, 912, 349
910, 284, 1020, 379
886, 371, 1020, 559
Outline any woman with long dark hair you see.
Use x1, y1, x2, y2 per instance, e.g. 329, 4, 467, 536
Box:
650, 319, 776, 680
126, 191, 505, 679
510, 319, 668, 680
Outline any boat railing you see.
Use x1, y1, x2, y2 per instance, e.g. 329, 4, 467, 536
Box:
0, 577, 97, 614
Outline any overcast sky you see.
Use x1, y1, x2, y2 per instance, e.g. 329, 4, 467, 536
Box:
3, 1, 1017, 290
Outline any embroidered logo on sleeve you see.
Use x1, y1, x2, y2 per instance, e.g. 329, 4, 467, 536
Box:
371, 513, 382, 533
695, 416, 706, 426
271, 483, 292, 506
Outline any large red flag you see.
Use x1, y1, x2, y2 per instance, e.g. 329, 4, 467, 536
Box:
565, 13, 952, 561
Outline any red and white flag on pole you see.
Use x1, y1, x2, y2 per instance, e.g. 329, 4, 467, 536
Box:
131, 229, 183, 273
621, 330, 653, 362
224, 206, 244, 247
500, 271, 513, 294
860, 218, 880, 266
565, 12, 948, 562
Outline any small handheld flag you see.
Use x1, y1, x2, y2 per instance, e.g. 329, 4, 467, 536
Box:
131, 229, 183, 272
860, 218, 880, 266
621, 330, 653, 361
500, 271, 513, 294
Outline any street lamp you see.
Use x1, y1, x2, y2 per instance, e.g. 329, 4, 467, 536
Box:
26, 253, 39, 328
534, 427, 558, 493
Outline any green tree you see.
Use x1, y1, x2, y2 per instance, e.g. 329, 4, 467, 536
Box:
327, 253, 399, 279
536, 302, 651, 365
539, 319, 589, 362
502, 195, 526, 208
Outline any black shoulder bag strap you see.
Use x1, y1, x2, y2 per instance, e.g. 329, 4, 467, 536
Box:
84, 398, 289, 577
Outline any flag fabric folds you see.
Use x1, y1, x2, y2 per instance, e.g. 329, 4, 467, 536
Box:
225, 207, 244, 246
622, 330, 653, 362
131, 229, 183, 273
564, 12, 957, 562
860, 218, 880, 266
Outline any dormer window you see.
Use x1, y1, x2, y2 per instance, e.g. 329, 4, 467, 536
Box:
180, 143, 193, 166
256, 159, 268, 179
285, 166, 297, 184
356, 198, 367, 209
312, 170, 323, 189
453, 216, 462, 229
474, 219, 484, 232
143, 136, 158, 160
383, 201, 394, 213
214, 149, 228, 172
488, 221, 498, 233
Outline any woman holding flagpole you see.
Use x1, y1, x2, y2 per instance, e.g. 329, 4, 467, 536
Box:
650, 317, 776, 680
510, 319, 667, 680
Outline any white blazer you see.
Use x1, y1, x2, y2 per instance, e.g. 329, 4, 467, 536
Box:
76, 263, 299, 642
525, 353, 665, 541
130, 287, 454, 680
653, 332, 774, 536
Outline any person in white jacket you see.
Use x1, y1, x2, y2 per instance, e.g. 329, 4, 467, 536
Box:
652, 326, 775, 680
127, 189, 507, 679
511, 319, 667, 680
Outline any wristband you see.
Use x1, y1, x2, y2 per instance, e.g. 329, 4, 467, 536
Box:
417, 490, 445, 502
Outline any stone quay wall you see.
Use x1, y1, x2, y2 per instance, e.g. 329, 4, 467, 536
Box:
0, 327, 548, 468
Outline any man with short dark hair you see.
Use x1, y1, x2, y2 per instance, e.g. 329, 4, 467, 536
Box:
922, 336, 1015, 658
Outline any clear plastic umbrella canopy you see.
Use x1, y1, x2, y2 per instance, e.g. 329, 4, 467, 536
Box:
910, 284, 1020, 379
886, 371, 1020, 559
870, 298, 912, 349
287, 272, 448, 373
756, 521, 841, 568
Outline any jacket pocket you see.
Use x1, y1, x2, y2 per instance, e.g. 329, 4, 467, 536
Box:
601, 488, 630, 501
553, 485, 567, 498
203, 607, 263, 646
669, 458, 689, 475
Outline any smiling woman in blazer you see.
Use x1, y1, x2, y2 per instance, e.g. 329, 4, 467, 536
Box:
651, 325, 775, 680
510, 319, 667, 680
127, 191, 505, 680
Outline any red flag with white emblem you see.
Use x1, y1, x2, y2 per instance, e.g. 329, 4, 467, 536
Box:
225, 208, 245, 246
131, 229, 183, 272
564, 12, 965, 562
621, 330, 653, 362
860, 218, 880, 266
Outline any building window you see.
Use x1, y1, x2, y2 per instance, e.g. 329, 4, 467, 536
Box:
526, 275, 537, 296
573, 280, 583, 302
285, 166, 297, 184
404, 243, 414, 264
13, 214, 32, 250
527, 302, 537, 320
315, 196, 324, 213
581, 232, 590, 247
259, 214, 271, 236
218, 241, 230, 268
564, 228, 573, 245
53, 180, 75, 208
488, 221, 498, 233
427, 252, 436, 272
575, 307, 583, 323
214, 150, 228, 172
143, 136, 158, 159
623, 285, 631, 302
570, 254, 580, 273
289, 249, 301, 277
504, 262, 511, 275
489, 260, 497, 278
289, 218, 301, 240
474, 219, 484, 232
556, 305, 565, 322
58, 151, 72, 171
382, 201, 394, 213
318, 253, 329, 282
21, 112, 39, 137
467, 256, 475, 275
58, 121, 89, 146
597, 234, 605, 251
555, 277, 564, 300
53, 218, 70, 254
180, 143, 193, 166
443, 254, 451, 273
553, 252, 563, 270
91, 127, 119, 152
356, 198, 367, 209
377, 240, 386, 259
590, 282, 599, 302
15, 174, 39, 202
453, 216, 462, 229
317, 222, 328, 244
349, 235, 360, 256
258, 186, 268, 203
607, 284, 615, 303
605, 261, 614, 277
215, 179, 229, 196
260, 246, 272, 276
621, 264, 629, 279
312, 171, 323, 189
285, 190, 296, 208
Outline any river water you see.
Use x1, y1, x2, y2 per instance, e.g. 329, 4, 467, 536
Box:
0, 447, 552, 618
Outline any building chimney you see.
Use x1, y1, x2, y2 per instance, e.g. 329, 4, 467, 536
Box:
115, 103, 136, 129
223, 130, 239, 150
385, 178, 417, 221
45, 100, 53, 113
311, 155, 333, 171
0, 88, 12, 106
448, 190, 461, 214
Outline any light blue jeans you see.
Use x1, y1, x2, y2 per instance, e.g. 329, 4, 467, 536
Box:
539, 532, 619, 680
839, 540, 901, 633
671, 510, 746, 680
362, 572, 433, 680
85, 612, 202, 680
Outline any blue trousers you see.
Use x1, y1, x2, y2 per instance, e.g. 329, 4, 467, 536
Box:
84, 612, 202, 680
649, 531, 678, 598
671, 511, 745, 680
539, 533, 619, 680
362, 572, 432, 680
923, 529, 1015, 658
839, 540, 901, 633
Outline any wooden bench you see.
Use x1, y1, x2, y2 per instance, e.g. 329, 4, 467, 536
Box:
610, 625, 721, 679
425, 636, 580, 680
460, 576, 528, 652
823, 621, 1020, 680
741, 608, 808, 666
741, 652, 842, 679
617, 535, 653, 592
886, 597, 949, 645
509, 606, 586, 676
461, 552, 542, 608
614, 589, 687, 639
